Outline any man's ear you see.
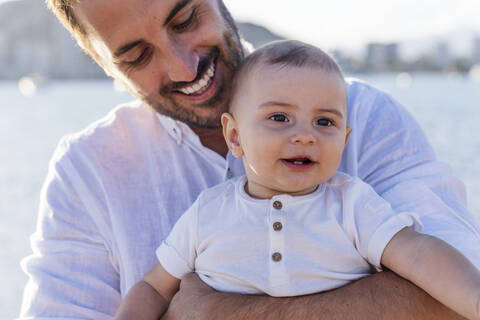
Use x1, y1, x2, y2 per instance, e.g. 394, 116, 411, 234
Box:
221, 112, 243, 158
345, 126, 352, 146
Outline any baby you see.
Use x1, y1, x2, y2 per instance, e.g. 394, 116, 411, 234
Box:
115, 40, 480, 320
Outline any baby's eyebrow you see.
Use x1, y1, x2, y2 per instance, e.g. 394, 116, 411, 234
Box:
258, 101, 345, 119
317, 108, 344, 119
259, 101, 295, 108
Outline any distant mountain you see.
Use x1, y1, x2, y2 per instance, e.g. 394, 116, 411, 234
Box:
236, 22, 285, 49
0, 0, 104, 79
0, 0, 285, 80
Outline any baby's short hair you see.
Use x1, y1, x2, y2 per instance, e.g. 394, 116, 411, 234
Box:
230, 40, 344, 110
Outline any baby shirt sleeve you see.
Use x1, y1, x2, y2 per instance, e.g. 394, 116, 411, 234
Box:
342, 177, 423, 269
156, 198, 200, 279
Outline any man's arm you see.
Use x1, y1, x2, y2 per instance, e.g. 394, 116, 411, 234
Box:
19, 139, 121, 319
163, 272, 465, 320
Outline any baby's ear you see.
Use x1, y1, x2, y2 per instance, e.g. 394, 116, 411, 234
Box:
221, 112, 243, 158
345, 126, 352, 146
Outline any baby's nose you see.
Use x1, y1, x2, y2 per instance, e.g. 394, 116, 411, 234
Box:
291, 131, 316, 145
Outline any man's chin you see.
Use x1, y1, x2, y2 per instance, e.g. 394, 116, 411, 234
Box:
176, 111, 223, 129
143, 98, 223, 129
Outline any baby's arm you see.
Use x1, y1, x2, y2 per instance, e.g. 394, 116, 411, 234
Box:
382, 227, 480, 320
114, 263, 180, 320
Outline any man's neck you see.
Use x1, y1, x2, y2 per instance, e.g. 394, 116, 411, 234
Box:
192, 127, 229, 158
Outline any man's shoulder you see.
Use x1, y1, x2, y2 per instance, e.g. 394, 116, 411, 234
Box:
49, 100, 166, 168
55, 101, 153, 152
345, 77, 375, 92
64, 100, 150, 142
344, 77, 390, 105
343, 77, 416, 134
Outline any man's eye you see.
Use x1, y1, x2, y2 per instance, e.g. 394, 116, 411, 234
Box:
172, 8, 197, 32
125, 48, 152, 68
316, 118, 333, 126
269, 114, 289, 122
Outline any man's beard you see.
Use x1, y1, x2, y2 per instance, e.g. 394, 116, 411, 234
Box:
141, 1, 244, 129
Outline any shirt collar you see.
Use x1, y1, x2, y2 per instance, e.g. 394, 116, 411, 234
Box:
235, 175, 326, 206
156, 113, 200, 145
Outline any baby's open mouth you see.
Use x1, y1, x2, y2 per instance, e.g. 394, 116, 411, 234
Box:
282, 158, 314, 165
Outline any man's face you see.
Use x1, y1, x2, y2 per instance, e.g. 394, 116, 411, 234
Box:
226, 65, 350, 199
75, 0, 243, 128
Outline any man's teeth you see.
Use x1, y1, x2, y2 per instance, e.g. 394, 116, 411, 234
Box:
293, 161, 304, 165
179, 63, 215, 95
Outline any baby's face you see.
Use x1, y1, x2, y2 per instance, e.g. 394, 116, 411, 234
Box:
224, 65, 350, 199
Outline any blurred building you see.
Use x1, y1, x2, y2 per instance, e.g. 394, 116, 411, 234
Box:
365, 43, 400, 72
474, 36, 480, 65
431, 42, 450, 71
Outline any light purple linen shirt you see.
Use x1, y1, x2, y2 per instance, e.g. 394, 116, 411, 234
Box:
19, 78, 480, 319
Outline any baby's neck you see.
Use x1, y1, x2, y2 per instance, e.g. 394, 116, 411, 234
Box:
245, 180, 319, 199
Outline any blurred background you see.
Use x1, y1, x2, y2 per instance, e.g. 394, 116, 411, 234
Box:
1, 0, 479, 318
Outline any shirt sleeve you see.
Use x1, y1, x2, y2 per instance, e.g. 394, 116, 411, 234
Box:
19, 139, 120, 319
346, 81, 480, 269
156, 197, 199, 279
342, 178, 422, 269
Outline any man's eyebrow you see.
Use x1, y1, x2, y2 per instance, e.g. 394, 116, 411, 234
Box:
113, 0, 192, 58
114, 40, 144, 58
164, 0, 192, 26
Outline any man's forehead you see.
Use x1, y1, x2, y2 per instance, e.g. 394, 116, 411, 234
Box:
74, 0, 179, 44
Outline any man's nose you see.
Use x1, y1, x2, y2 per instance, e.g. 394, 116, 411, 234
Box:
164, 42, 199, 83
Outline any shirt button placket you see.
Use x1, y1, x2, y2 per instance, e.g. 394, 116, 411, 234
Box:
226, 168, 233, 179
269, 198, 287, 287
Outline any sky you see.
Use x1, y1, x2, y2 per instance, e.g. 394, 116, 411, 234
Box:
224, 0, 480, 54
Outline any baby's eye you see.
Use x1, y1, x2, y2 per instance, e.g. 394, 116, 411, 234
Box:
269, 114, 289, 122
316, 118, 333, 127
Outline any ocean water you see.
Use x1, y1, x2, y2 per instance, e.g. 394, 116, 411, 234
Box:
1, 74, 479, 318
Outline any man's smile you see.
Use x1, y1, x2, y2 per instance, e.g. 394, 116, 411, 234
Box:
178, 60, 216, 95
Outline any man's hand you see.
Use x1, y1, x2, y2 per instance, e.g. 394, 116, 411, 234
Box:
161, 273, 215, 320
